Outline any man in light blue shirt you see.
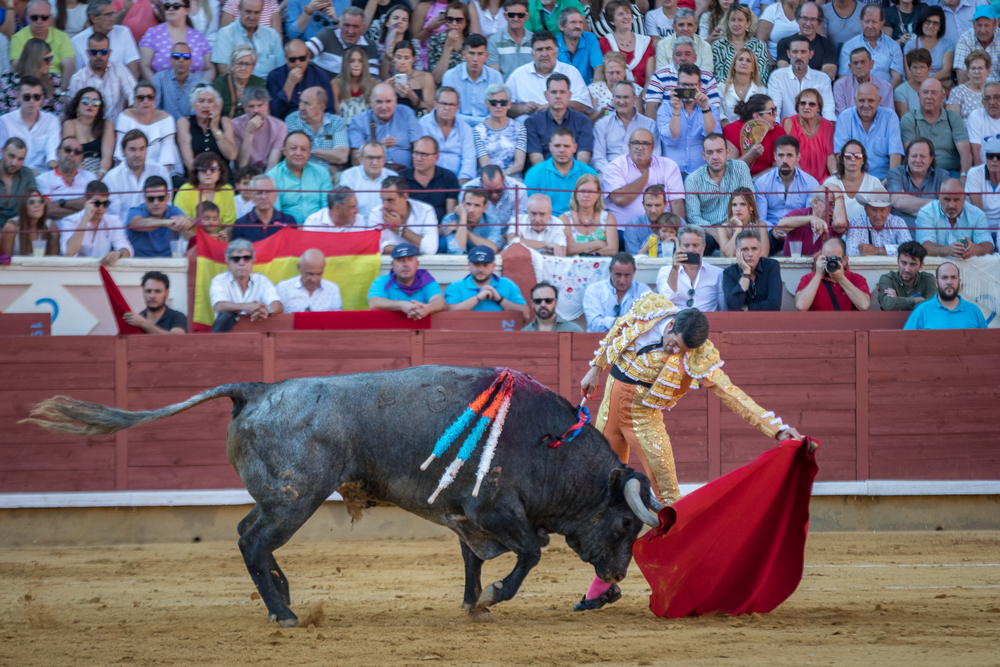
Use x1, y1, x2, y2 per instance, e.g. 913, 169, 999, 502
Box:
211, 0, 284, 78
915, 178, 996, 255
833, 82, 904, 179
904, 262, 989, 329
444, 245, 531, 317
582, 251, 652, 332
556, 6, 603, 85
754, 136, 820, 228
267, 131, 332, 223
524, 126, 597, 215
368, 243, 448, 319
659, 63, 720, 175
348, 83, 424, 169
440, 190, 503, 254
837, 4, 904, 86
285, 0, 349, 41
592, 80, 660, 174
419, 88, 477, 182
442, 34, 504, 127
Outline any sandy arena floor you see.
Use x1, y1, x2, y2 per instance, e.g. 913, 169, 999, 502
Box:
1, 531, 998, 666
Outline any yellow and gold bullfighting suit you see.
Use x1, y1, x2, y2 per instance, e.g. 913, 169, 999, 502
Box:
591, 293, 788, 504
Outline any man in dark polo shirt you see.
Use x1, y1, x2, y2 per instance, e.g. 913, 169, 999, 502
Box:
401, 136, 460, 228
775, 2, 837, 80
123, 271, 188, 334
0, 137, 37, 225
525, 73, 593, 166
125, 176, 194, 257
231, 174, 298, 242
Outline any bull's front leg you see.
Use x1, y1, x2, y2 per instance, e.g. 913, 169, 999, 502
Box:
475, 548, 542, 614
459, 541, 488, 620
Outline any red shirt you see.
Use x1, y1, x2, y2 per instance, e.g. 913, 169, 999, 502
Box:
796, 270, 870, 311
599, 37, 655, 88
722, 121, 786, 176
782, 207, 845, 257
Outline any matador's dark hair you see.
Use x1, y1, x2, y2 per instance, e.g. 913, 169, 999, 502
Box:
671, 308, 710, 350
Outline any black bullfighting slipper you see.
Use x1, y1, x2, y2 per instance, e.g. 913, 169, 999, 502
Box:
573, 584, 622, 612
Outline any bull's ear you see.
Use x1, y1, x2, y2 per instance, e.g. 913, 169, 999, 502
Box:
607, 468, 623, 492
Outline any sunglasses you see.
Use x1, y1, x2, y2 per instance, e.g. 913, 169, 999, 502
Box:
198, 165, 220, 172
90, 199, 111, 208
21, 93, 43, 102
506, 11, 526, 18
445, 16, 465, 23
89, 49, 110, 56
228, 255, 253, 263
287, 55, 308, 63
163, 3, 186, 10
80, 97, 102, 106
488, 99, 509, 107
26, 197, 45, 205
145, 195, 167, 202
61, 147, 84, 155
798, 100, 818, 107
532, 298, 555, 305
686, 288, 695, 308
171, 52, 192, 60
987, 153, 1000, 161
30, 14, 50, 21
843, 152, 864, 159
135, 94, 155, 101
43, 55, 53, 63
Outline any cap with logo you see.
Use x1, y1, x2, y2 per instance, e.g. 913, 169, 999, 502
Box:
391, 242, 420, 259
468, 245, 496, 263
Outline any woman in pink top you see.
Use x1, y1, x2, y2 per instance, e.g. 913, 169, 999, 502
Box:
413, 0, 450, 69
782, 87, 835, 182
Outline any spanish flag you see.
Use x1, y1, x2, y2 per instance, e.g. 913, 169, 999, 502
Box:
192, 227, 381, 330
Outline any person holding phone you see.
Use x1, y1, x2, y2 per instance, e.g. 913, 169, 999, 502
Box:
655, 223, 725, 312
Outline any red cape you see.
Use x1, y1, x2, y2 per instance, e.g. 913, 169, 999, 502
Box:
632, 438, 819, 618
99, 266, 145, 335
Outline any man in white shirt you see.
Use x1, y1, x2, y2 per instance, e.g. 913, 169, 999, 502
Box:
303, 186, 371, 231
655, 224, 725, 311
208, 238, 284, 332
967, 81, 1000, 164
583, 252, 652, 332
338, 140, 395, 220
767, 35, 836, 122
68, 31, 137, 124
37, 137, 97, 220
369, 175, 439, 255
506, 193, 566, 255
71, 0, 140, 78
103, 128, 170, 223
58, 180, 133, 264
276, 249, 343, 312
0, 77, 60, 173
506, 31, 593, 117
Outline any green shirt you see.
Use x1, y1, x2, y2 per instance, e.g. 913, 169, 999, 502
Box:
876, 270, 936, 312
525, 0, 585, 35
10, 27, 75, 77
522, 315, 584, 331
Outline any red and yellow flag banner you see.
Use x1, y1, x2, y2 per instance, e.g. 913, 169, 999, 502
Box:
193, 227, 382, 329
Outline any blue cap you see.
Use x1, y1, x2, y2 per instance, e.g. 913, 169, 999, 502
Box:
391, 242, 419, 259
468, 245, 496, 263
974, 5, 996, 20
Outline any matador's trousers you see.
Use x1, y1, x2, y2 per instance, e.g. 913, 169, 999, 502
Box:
595, 375, 680, 504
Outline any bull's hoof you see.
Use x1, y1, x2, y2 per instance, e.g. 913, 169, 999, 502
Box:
467, 606, 494, 623
278, 616, 299, 628
476, 581, 503, 608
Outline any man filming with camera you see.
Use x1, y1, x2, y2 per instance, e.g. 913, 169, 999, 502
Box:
794, 237, 871, 311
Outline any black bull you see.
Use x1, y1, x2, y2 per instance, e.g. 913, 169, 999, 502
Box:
24, 365, 662, 626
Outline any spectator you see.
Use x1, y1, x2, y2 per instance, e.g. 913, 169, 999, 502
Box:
636, 211, 680, 256
211, 0, 281, 79
753, 135, 818, 241
522, 281, 583, 331
122, 271, 188, 334
507, 192, 565, 254
645, 37, 721, 121
683, 132, 754, 251
61, 88, 114, 178
835, 47, 894, 117
718, 186, 770, 257
904, 6, 955, 82
583, 0, 644, 40
711, 4, 770, 89
602, 128, 684, 231
775, 2, 836, 80
119, 81, 184, 176
900, 79, 972, 179
125, 175, 194, 257
794, 237, 871, 311
71, 0, 140, 79
267, 131, 332, 224
473, 83, 526, 177
445, 244, 530, 315
276, 249, 342, 313
233, 165, 260, 219
267, 39, 336, 119
444, 34, 503, 126
824, 140, 885, 221
955, 4, 998, 84
68, 32, 136, 122
587, 50, 637, 119
400, 135, 459, 225
139, 0, 214, 83
286, 0, 341, 42
440, 188, 502, 254
723, 228, 782, 311
339, 140, 395, 219
0, 38, 63, 116
767, 34, 835, 123
471, 0, 508, 39
387, 41, 435, 116
305, 7, 380, 78
231, 174, 298, 242
375, 5, 419, 81
968, 82, 1000, 166
781, 88, 834, 182
967, 138, 1000, 239
844, 184, 913, 256
719, 47, 765, 126
367, 241, 447, 318
525, 73, 593, 166
946, 50, 990, 121
660, 63, 720, 175
213, 46, 265, 118
556, 6, 602, 85
894, 47, 931, 117
758, 0, 801, 63
0, 139, 38, 227
461, 163, 528, 230
621, 184, 666, 255
304, 186, 371, 231
284, 87, 349, 171
371, 174, 439, 255
884, 0, 928, 43
37, 136, 96, 220
559, 171, 617, 255
58, 180, 132, 263
645, 0, 677, 38
655, 8, 711, 72
331, 46, 378, 122
776, 184, 848, 257
837, 4, 904, 87
824, 0, 868, 50
419, 87, 477, 182
220, 0, 283, 34
722, 93, 785, 176
232, 87, 287, 172
10, 1, 74, 80
834, 82, 905, 180
905, 262, 988, 329
600, 0, 655, 88
0, 77, 59, 172
524, 126, 597, 215
486, 0, 533, 80
208, 237, 283, 332
428, 1, 471, 82
507, 30, 592, 117
174, 151, 237, 230
583, 250, 650, 331
877, 240, 936, 312
525, 0, 583, 36
916, 178, 995, 257
887, 137, 949, 228
592, 79, 658, 175
151, 42, 198, 121
656, 224, 725, 311
348, 82, 422, 169
0, 187, 56, 255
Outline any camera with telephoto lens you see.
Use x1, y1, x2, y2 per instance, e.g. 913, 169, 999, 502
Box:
824, 255, 842, 274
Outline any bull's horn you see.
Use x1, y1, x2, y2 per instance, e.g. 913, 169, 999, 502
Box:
624, 479, 660, 528
648, 496, 664, 512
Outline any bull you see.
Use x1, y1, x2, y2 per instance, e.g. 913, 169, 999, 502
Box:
24, 366, 662, 626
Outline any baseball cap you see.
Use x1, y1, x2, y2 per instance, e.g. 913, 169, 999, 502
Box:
984, 139, 1000, 154
468, 245, 496, 263
974, 5, 996, 20
855, 183, 891, 208
390, 242, 419, 258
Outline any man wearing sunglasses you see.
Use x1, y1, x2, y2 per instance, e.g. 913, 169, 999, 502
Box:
486, 0, 534, 80
37, 137, 97, 220
267, 39, 336, 119
9, 0, 76, 80
58, 180, 133, 265
521, 281, 582, 331
0, 77, 61, 173
125, 175, 195, 258
72, 0, 141, 79
209, 238, 284, 332
151, 42, 198, 121
68, 32, 137, 121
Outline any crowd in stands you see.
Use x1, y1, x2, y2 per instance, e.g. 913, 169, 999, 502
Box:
0, 0, 993, 334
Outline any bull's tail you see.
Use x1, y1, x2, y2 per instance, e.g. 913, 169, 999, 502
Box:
20, 383, 250, 437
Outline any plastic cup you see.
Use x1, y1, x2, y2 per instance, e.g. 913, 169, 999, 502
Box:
789, 241, 803, 258
31, 240, 45, 257
169, 240, 180, 258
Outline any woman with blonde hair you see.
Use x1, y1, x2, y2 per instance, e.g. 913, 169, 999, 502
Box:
699, 0, 734, 43
560, 173, 619, 256
587, 51, 636, 120
718, 187, 770, 257
0, 38, 63, 114
712, 4, 769, 86
0, 189, 58, 256
720, 47, 764, 127
946, 50, 990, 121
213, 46, 265, 118
332, 46, 377, 122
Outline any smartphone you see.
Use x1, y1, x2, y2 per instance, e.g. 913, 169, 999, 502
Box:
682, 252, 701, 265
394, 73, 407, 86
675, 88, 696, 100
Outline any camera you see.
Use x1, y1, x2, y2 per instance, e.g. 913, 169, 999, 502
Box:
675, 88, 697, 100
824, 255, 842, 274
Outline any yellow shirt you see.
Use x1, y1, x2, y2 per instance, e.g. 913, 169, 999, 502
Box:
173, 184, 237, 227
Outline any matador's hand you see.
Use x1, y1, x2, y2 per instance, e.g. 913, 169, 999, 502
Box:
581, 366, 600, 399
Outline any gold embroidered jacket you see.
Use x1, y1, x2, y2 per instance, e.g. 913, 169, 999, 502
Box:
590, 293, 787, 439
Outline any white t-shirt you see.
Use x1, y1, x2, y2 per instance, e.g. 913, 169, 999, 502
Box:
276, 276, 343, 313
36, 168, 98, 202
209, 272, 281, 312
655, 261, 726, 312
303, 207, 374, 231
965, 164, 1000, 233
506, 61, 593, 110
58, 211, 133, 258
965, 108, 1000, 164
761, 2, 801, 61
645, 9, 674, 37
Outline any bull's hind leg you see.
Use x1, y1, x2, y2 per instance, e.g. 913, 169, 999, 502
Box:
238, 504, 290, 605
460, 541, 489, 621
469, 501, 545, 618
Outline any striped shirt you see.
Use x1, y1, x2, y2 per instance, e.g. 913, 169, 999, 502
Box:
285, 111, 349, 167
486, 27, 534, 78
68, 62, 137, 121
645, 65, 721, 109
683, 159, 755, 227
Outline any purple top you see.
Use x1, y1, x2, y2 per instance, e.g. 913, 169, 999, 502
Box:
139, 25, 212, 73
